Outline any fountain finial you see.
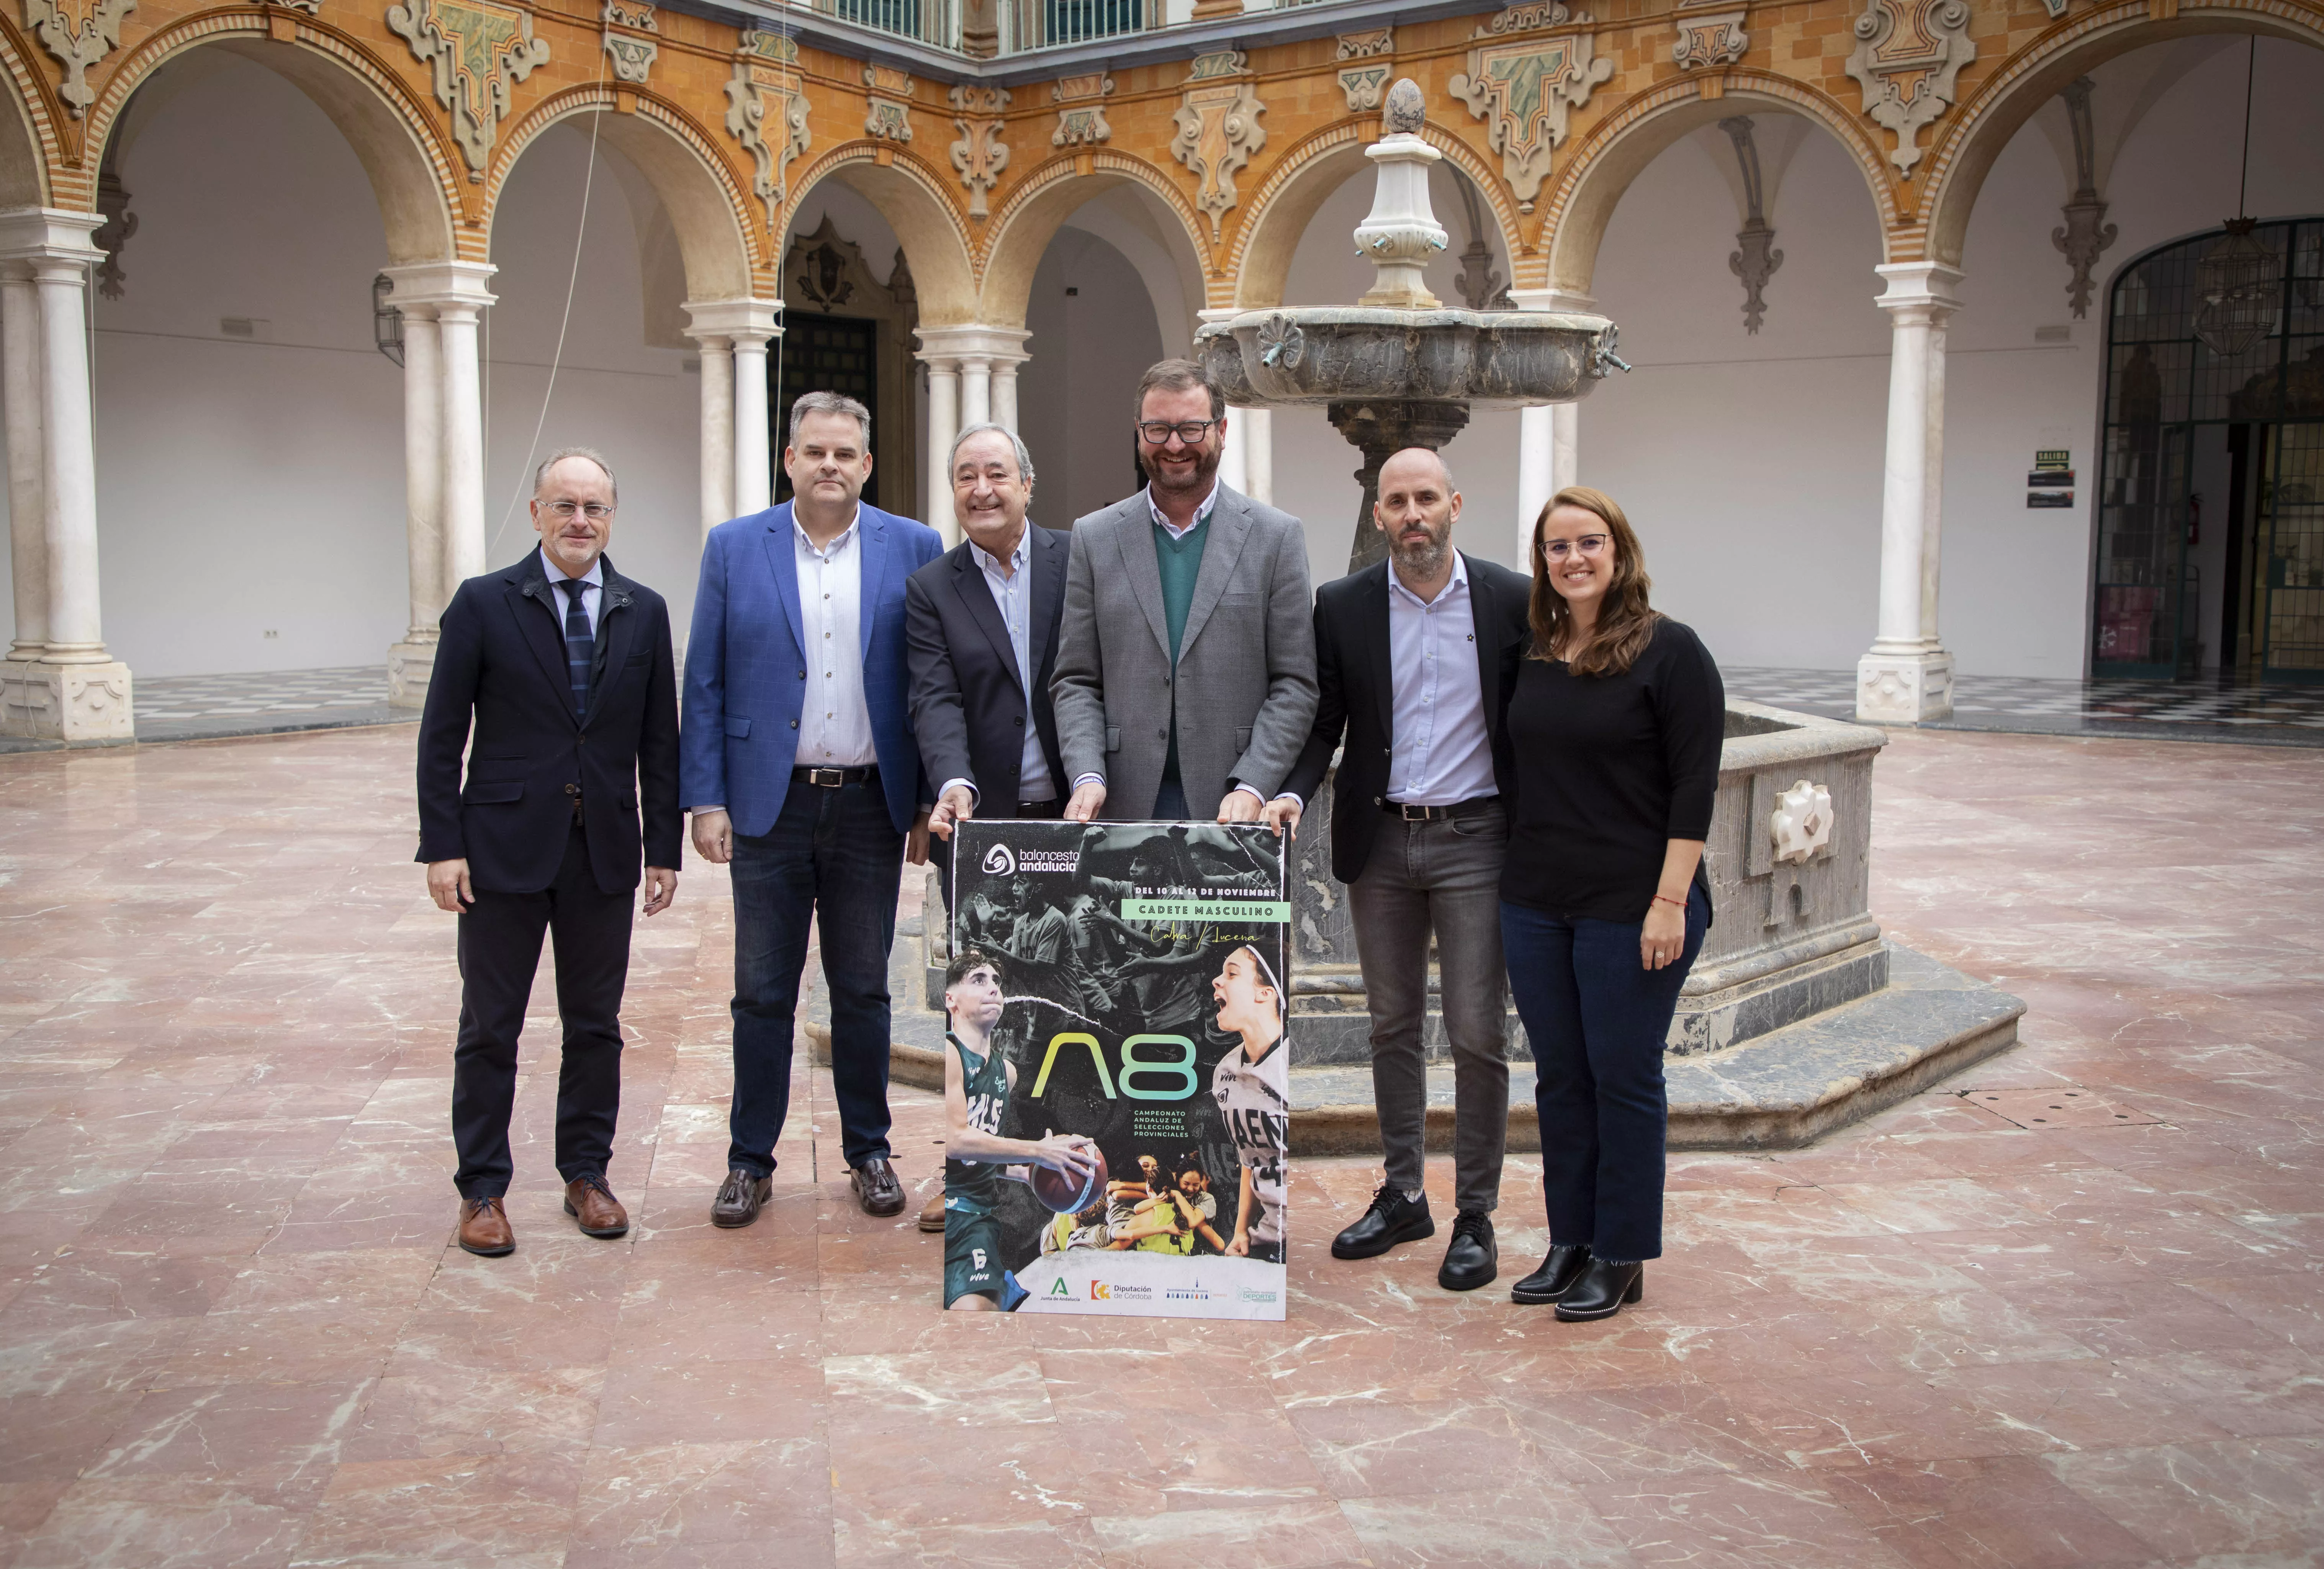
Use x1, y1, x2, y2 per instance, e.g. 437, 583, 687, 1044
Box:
1383, 77, 1425, 135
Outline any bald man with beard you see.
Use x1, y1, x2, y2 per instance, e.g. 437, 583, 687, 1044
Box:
1271, 448, 1531, 1293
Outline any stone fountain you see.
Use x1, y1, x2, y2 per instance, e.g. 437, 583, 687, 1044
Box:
1195, 78, 1628, 570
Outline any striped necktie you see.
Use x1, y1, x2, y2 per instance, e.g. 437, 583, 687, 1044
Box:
558, 577, 593, 718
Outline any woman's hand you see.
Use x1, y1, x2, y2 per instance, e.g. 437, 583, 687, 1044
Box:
1641, 898, 1687, 970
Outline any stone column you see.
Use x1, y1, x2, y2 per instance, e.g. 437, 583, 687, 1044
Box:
1857, 263, 1963, 725
959, 353, 992, 430
2, 263, 45, 663
685, 299, 779, 522
1509, 288, 1592, 561
0, 211, 129, 743
436, 297, 488, 596
385, 304, 441, 706
1197, 307, 1252, 496
921, 353, 960, 544
1242, 405, 1273, 506
992, 352, 1024, 432
917, 327, 1031, 541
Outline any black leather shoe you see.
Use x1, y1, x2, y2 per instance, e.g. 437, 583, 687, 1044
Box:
712, 1167, 772, 1228
1510, 1243, 1593, 1304
1437, 1210, 1497, 1292
1331, 1185, 1435, 1260
1554, 1259, 1644, 1321
851, 1157, 906, 1217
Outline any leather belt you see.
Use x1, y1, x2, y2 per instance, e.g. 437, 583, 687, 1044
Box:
1385, 793, 1499, 822
793, 764, 879, 788
1016, 799, 1063, 819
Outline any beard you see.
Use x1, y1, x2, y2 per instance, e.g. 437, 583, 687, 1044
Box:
1388, 521, 1452, 579
1139, 439, 1222, 497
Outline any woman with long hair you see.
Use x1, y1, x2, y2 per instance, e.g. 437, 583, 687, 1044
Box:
1500, 486, 1723, 1321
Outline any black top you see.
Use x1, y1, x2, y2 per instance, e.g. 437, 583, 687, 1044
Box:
1500, 617, 1724, 923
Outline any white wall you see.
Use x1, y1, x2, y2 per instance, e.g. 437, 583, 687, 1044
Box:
1017, 226, 1167, 527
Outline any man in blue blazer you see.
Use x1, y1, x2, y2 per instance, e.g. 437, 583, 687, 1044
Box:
682, 391, 943, 1224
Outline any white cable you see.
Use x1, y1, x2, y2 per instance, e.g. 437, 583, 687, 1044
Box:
487, 51, 610, 559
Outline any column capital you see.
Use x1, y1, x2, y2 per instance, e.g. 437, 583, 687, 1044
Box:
914, 323, 1029, 366
0, 207, 103, 268
383, 260, 498, 312
1873, 262, 1964, 322
684, 297, 781, 345
1505, 287, 1599, 315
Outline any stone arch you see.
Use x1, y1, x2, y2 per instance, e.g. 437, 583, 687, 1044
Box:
0, 29, 56, 205
979, 150, 1210, 330
83, 13, 458, 263
1540, 72, 1898, 295
784, 144, 977, 324
484, 86, 760, 299
1918, 0, 2324, 267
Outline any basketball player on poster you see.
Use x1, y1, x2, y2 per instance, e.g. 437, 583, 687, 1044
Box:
941, 949, 1101, 1310
1211, 944, 1291, 1264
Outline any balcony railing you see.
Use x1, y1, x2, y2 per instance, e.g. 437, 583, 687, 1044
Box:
782, 0, 1351, 59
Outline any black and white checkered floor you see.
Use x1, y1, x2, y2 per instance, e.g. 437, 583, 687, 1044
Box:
131, 666, 399, 721
1724, 666, 2324, 746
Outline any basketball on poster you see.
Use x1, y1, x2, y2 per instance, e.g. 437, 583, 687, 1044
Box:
940, 821, 1291, 1320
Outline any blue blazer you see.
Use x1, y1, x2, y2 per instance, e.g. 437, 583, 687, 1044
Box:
681, 500, 944, 837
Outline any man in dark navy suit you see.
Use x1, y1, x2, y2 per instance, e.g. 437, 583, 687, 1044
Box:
683, 392, 944, 1226
417, 447, 681, 1258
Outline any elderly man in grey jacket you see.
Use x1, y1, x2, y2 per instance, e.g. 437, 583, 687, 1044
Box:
1052, 359, 1317, 824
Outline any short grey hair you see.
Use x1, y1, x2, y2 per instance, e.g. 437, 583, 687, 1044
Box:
949, 422, 1035, 488
535, 446, 617, 504
788, 390, 872, 450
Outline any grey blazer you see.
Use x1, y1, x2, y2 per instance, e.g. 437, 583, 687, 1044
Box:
1051, 484, 1318, 819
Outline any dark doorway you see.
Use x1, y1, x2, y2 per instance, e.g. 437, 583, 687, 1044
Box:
774, 311, 882, 510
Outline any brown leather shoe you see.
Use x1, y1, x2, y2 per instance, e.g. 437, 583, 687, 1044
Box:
564, 1174, 630, 1239
458, 1196, 515, 1257
918, 1190, 947, 1233
712, 1167, 772, 1228
851, 1156, 905, 1217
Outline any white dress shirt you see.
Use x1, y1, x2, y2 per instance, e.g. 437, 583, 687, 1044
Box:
796, 508, 878, 769
541, 548, 603, 635
938, 526, 1056, 807
1386, 551, 1496, 806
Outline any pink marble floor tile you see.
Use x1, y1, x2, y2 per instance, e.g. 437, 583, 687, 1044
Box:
13, 1464, 332, 1569
86, 1375, 375, 1478
2041, 1437, 2324, 1562
286, 1451, 584, 1565
1818, 1454, 2161, 1569
340, 1363, 605, 1464
562, 1437, 833, 1568
1580, 1458, 1919, 1568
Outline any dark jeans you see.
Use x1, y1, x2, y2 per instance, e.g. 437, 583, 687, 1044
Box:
1501, 886, 1709, 1263
728, 777, 904, 1175
1349, 804, 1511, 1214
452, 823, 631, 1198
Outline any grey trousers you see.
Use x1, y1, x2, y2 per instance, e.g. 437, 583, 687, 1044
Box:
1347, 802, 1511, 1214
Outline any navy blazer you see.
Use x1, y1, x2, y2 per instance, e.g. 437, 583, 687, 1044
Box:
903, 526, 1069, 810
415, 551, 682, 895
680, 500, 945, 837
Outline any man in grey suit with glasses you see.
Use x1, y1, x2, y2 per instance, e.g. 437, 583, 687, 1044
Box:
1051, 359, 1316, 826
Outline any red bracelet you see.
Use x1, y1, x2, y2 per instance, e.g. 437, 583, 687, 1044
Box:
1651, 893, 1687, 910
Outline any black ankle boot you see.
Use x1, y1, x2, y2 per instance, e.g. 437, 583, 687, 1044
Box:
1510, 1243, 1592, 1304
1553, 1258, 1644, 1322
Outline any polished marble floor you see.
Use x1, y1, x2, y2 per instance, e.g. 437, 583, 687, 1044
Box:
1724, 665, 2324, 746
0, 726, 2318, 1567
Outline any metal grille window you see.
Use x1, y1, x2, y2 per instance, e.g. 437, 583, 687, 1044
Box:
775, 311, 882, 511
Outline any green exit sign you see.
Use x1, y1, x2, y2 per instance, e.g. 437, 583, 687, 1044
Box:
2034, 449, 2070, 470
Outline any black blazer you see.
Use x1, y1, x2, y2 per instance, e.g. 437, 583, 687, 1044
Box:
1283, 551, 1533, 884
904, 526, 1069, 810
416, 551, 682, 895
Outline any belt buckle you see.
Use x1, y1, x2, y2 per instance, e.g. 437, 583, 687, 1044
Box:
1399, 802, 1431, 821
807, 766, 845, 788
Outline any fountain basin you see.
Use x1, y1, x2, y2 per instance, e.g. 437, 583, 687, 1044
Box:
1196, 307, 1619, 411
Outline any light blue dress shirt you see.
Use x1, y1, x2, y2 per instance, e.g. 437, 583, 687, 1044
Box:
1385, 552, 1496, 807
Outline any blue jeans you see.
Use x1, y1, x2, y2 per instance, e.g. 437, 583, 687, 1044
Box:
727, 778, 904, 1174
1501, 886, 1708, 1264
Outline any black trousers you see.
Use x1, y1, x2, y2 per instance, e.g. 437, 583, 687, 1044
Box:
452, 823, 633, 1198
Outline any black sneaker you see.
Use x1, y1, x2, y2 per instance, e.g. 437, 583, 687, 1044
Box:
1437, 1209, 1497, 1292
1331, 1184, 1435, 1260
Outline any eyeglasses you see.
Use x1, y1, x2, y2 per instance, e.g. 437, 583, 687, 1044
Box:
1137, 420, 1218, 445
1540, 533, 1609, 560
542, 500, 614, 520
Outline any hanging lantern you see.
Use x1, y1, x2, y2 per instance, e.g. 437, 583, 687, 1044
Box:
372, 273, 405, 368
2193, 218, 2282, 360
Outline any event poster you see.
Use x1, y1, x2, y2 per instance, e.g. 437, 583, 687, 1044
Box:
940, 821, 1291, 1320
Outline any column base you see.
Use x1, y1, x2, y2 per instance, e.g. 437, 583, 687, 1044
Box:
1855, 649, 1954, 724
388, 640, 437, 710
2, 658, 134, 742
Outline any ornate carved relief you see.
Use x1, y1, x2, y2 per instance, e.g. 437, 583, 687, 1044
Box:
1479, 0, 1586, 33
1770, 779, 1834, 865
1051, 73, 1113, 147
24, 0, 136, 116
1338, 65, 1389, 115
1843, 0, 1975, 177
1171, 69, 1267, 243
948, 84, 1010, 219
1721, 116, 1782, 333
1448, 30, 1614, 212
2051, 77, 2116, 320
1450, 176, 1510, 310
94, 164, 136, 299
864, 62, 913, 143
601, 0, 656, 84
726, 31, 810, 232
1185, 48, 1246, 81
386, 0, 551, 174
1337, 26, 1393, 57
1671, 3, 1748, 70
